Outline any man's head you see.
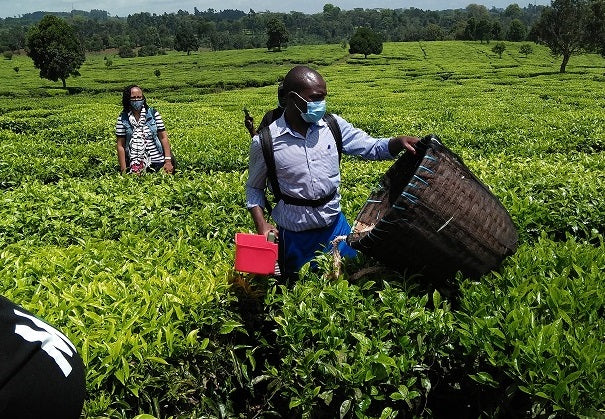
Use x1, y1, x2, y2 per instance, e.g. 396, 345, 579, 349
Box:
283, 66, 327, 124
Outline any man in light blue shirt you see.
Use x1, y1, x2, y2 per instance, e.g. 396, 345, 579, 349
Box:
246, 65, 419, 277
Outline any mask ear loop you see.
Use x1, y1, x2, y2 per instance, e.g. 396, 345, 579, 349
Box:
289, 91, 308, 115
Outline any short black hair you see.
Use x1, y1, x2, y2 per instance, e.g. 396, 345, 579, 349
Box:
282, 65, 323, 96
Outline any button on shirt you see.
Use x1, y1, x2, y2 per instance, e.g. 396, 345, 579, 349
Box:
246, 113, 394, 232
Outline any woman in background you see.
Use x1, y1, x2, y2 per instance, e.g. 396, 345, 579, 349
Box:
116, 84, 175, 174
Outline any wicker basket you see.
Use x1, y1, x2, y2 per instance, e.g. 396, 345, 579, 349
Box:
347, 134, 518, 279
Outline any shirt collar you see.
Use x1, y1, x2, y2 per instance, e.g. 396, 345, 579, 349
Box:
274, 113, 327, 139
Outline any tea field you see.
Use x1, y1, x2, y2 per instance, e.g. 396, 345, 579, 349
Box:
0, 41, 603, 418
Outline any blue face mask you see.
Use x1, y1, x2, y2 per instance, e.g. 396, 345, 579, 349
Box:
130, 99, 144, 111
293, 92, 326, 124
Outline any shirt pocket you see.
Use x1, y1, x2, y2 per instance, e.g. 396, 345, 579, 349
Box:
312, 142, 340, 179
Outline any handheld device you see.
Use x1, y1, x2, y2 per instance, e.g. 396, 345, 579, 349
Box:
267, 231, 276, 243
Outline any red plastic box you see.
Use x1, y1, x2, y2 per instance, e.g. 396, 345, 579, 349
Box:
234, 233, 278, 275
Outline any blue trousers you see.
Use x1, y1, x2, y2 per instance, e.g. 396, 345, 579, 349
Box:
278, 212, 357, 276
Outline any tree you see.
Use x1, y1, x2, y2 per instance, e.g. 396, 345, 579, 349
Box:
174, 22, 199, 55
266, 17, 288, 51
476, 18, 493, 43
138, 44, 159, 56
323, 3, 341, 20
531, 0, 595, 73
586, 0, 605, 56
504, 3, 523, 19
464, 17, 478, 40
507, 19, 527, 41
118, 45, 135, 58
5, 26, 27, 51
491, 21, 503, 40
25, 15, 85, 88
424, 23, 445, 41
466, 3, 490, 20
349, 27, 383, 58
492, 41, 506, 58
519, 43, 534, 57
463, 16, 493, 42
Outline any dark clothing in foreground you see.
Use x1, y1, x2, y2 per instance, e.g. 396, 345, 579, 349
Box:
0, 295, 86, 419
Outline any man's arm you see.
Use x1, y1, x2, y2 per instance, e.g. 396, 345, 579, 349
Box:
246, 135, 277, 238
334, 114, 419, 160
248, 205, 278, 238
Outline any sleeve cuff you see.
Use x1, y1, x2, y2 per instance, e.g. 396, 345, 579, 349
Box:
246, 186, 266, 209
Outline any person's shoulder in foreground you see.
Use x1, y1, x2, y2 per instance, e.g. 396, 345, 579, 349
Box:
0, 295, 86, 419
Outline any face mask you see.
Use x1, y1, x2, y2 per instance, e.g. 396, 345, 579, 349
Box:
293, 92, 326, 124
130, 99, 144, 111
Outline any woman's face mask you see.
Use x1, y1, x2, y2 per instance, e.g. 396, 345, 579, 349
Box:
292, 92, 326, 124
130, 99, 144, 111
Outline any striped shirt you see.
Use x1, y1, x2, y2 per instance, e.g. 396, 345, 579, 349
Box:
115, 108, 166, 163
246, 113, 393, 232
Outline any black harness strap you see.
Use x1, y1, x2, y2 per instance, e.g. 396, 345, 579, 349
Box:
259, 113, 343, 213
323, 112, 342, 163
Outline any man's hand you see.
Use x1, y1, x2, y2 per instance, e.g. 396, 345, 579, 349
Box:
244, 109, 256, 137
258, 221, 279, 241
400, 136, 420, 154
389, 135, 421, 156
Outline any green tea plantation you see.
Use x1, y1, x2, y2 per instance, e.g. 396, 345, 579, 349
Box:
0, 41, 603, 418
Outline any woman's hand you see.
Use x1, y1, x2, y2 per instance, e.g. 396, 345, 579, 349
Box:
163, 160, 174, 174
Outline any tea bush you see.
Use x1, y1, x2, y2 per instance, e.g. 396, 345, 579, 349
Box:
457, 234, 605, 417
259, 275, 454, 417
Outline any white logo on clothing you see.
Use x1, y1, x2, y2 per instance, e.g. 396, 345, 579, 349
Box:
13, 309, 77, 377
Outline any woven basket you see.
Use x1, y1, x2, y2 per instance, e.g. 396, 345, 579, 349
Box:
347, 134, 518, 279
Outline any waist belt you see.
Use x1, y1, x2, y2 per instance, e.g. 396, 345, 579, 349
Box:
279, 189, 337, 207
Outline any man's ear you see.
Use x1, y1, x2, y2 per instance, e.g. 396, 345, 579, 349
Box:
285, 91, 296, 108
288, 91, 306, 112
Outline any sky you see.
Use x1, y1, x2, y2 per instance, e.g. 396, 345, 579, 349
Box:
0, 0, 552, 18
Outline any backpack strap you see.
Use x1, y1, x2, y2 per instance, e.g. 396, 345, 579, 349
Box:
323, 113, 342, 162
259, 126, 280, 214
259, 114, 343, 212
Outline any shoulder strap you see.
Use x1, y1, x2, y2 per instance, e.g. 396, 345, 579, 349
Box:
259, 126, 281, 213
259, 116, 343, 212
323, 112, 342, 162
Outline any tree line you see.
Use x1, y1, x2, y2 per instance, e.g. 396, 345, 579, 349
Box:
3, 0, 605, 89
0, 3, 551, 53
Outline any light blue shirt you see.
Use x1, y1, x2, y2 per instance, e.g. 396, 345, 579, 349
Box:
246, 113, 394, 232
